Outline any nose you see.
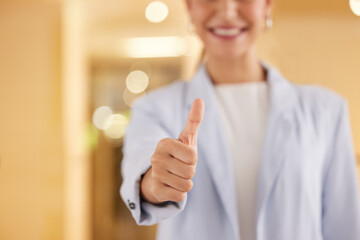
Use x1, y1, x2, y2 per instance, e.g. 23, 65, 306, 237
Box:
217, 0, 238, 19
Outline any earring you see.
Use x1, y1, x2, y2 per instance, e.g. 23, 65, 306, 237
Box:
265, 15, 273, 30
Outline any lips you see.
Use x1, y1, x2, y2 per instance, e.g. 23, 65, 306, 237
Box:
209, 26, 248, 39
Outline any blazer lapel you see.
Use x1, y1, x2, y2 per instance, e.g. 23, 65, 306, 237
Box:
255, 62, 298, 231
185, 61, 298, 239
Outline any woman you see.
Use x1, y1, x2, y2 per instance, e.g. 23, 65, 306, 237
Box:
120, 0, 360, 239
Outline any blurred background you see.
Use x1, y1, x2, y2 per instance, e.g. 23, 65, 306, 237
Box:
0, 0, 359, 239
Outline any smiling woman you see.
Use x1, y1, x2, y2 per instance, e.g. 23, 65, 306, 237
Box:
119, 0, 360, 240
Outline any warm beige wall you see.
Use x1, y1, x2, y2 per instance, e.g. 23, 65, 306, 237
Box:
0, 2, 63, 240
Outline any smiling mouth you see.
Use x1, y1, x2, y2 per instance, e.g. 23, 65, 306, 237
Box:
209, 27, 248, 38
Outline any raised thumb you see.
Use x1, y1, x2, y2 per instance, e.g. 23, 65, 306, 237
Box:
178, 98, 205, 146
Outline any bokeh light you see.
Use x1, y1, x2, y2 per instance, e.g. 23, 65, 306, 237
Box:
124, 36, 182, 58
145, 1, 169, 23
350, 0, 360, 16
103, 114, 128, 139
126, 70, 149, 94
92, 106, 113, 130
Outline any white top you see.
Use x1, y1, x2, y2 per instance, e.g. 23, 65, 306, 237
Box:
214, 81, 269, 240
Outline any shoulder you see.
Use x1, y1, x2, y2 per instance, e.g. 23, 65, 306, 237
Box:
265, 62, 347, 114
293, 83, 346, 113
296, 83, 345, 103
288, 83, 348, 139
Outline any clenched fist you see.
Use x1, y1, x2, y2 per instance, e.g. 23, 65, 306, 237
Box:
140, 98, 205, 204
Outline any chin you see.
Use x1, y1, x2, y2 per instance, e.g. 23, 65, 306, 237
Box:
208, 48, 250, 61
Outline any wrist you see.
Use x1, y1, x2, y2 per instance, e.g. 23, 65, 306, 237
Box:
140, 167, 163, 204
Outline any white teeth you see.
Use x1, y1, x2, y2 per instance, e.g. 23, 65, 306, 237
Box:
213, 28, 240, 36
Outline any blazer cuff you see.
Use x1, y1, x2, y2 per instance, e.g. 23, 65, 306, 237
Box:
120, 161, 187, 225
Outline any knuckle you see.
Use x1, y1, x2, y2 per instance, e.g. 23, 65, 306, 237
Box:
183, 180, 193, 192
157, 160, 167, 170
151, 153, 160, 165
157, 138, 172, 150
187, 150, 197, 165
151, 154, 167, 169
179, 192, 187, 202
150, 168, 161, 181
181, 170, 190, 180
172, 192, 186, 202
187, 133, 195, 142
182, 165, 195, 179
179, 135, 190, 145
156, 139, 166, 150
187, 165, 196, 179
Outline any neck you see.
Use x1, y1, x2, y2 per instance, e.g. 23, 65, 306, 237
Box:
204, 47, 266, 85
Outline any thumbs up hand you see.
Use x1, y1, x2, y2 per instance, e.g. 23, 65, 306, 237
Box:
140, 98, 205, 204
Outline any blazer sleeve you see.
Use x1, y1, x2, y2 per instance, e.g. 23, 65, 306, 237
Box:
119, 97, 187, 226
322, 99, 360, 239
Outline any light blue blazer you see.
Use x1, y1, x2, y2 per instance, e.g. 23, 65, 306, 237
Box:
120, 62, 360, 240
